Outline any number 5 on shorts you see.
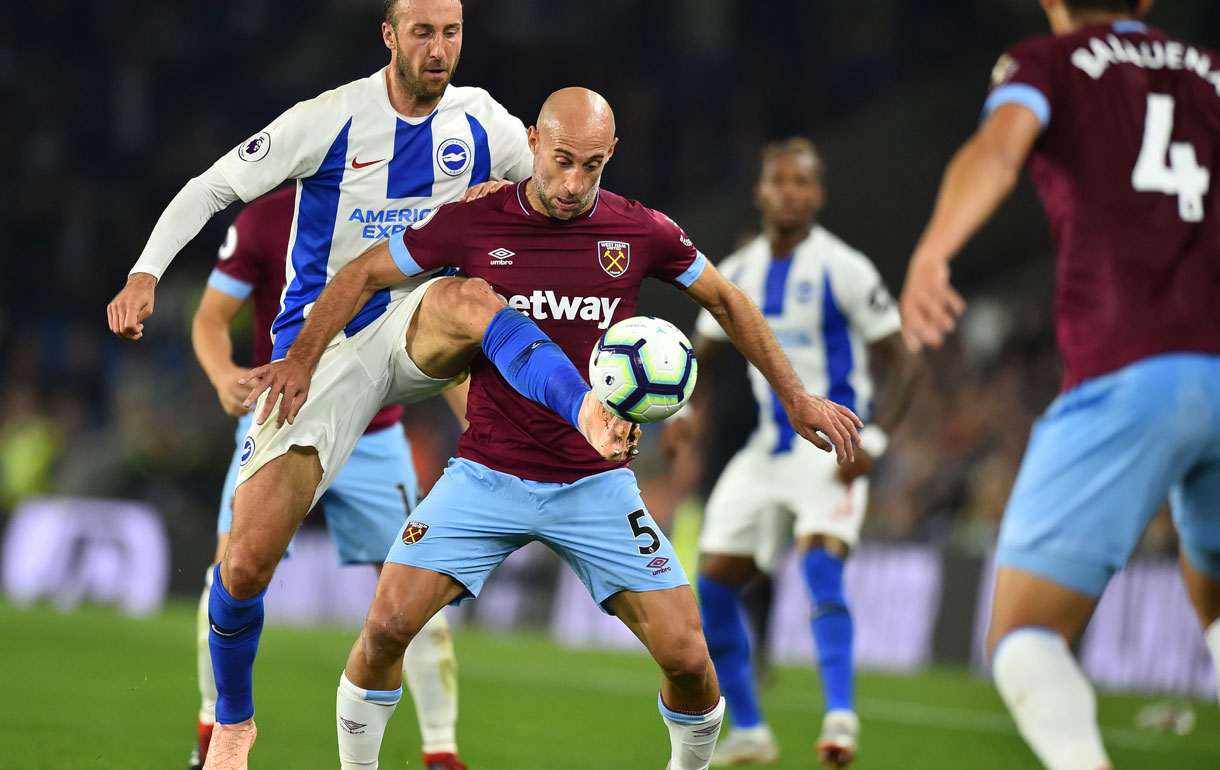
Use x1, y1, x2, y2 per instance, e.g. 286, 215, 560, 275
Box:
627, 509, 661, 555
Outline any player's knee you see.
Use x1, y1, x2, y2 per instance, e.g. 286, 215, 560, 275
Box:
656, 632, 712, 689
221, 549, 276, 600
451, 277, 504, 330
362, 605, 425, 664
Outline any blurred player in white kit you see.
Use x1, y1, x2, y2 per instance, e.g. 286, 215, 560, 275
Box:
690, 138, 920, 768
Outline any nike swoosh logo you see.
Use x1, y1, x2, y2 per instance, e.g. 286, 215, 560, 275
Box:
351, 157, 386, 169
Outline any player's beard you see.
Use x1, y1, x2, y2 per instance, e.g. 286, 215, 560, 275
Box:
393, 51, 457, 103
532, 176, 599, 220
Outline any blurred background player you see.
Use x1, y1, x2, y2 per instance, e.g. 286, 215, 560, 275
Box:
899, 1, 1220, 769
103, 1, 541, 766
249, 88, 865, 770
688, 138, 920, 767
189, 186, 467, 770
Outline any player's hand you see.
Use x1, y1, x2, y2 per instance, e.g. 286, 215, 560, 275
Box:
106, 272, 157, 340
241, 358, 313, 428
784, 392, 863, 465
834, 448, 873, 484
899, 255, 965, 352
212, 366, 252, 417
461, 179, 513, 202
577, 390, 642, 462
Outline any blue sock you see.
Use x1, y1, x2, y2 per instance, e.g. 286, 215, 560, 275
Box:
208, 563, 268, 724
697, 575, 763, 728
802, 549, 854, 712
481, 307, 589, 428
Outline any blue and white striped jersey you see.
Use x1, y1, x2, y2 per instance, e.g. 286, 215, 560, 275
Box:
695, 226, 900, 453
213, 68, 533, 359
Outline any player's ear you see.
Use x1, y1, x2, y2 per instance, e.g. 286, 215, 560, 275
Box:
382, 21, 396, 51
605, 137, 618, 163
527, 126, 540, 154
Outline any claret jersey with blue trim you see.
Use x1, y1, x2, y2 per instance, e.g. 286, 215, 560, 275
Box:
983, 21, 1220, 389
695, 227, 900, 454
213, 68, 533, 359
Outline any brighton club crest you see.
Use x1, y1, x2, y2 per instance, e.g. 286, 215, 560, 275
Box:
598, 240, 630, 278
401, 521, 429, 545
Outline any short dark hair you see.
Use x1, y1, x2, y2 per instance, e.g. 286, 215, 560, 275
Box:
384, 0, 399, 25
760, 137, 824, 182
1063, 0, 1139, 14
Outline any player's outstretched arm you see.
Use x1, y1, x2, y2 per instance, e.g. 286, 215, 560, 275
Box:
685, 262, 862, 463
106, 167, 241, 340
242, 241, 406, 427
900, 103, 1040, 352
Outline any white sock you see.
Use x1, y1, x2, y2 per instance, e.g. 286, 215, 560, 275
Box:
337, 672, 401, 769
197, 566, 217, 724
659, 695, 725, 770
993, 629, 1111, 770
1205, 619, 1220, 706
403, 610, 459, 755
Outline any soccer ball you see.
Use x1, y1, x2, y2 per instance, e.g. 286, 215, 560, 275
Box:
588, 316, 697, 423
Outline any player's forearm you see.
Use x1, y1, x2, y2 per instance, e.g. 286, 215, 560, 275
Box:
191, 313, 240, 386
707, 283, 804, 403
284, 256, 382, 369
910, 134, 1022, 268
870, 337, 922, 435
130, 165, 241, 280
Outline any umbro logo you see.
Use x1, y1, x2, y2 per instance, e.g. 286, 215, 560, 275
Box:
489, 247, 515, 266
693, 720, 722, 737
339, 717, 367, 735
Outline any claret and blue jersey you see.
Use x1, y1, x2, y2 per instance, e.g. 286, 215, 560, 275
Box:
212, 68, 533, 360
695, 226, 900, 455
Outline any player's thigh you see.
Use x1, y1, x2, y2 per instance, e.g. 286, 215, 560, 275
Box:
698, 449, 781, 572
790, 441, 866, 552
237, 335, 389, 514
383, 458, 531, 603
403, 275, 502, 380
996, 358, 1199, 597
540, 468, 689, 611
323, 426, 418, 566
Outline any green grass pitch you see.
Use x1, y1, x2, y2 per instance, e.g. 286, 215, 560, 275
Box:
2, 600, 1217, 769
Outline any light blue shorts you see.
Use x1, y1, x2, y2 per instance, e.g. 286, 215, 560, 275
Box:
218, 413, 418, 565
385, 458, 689, 611
998, 353, 1220, 596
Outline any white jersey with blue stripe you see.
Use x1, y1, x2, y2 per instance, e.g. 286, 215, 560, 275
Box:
213, 68, 533, 359
695, 226, 900, 453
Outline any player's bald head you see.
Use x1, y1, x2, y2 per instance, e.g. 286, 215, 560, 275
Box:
536, 88, 616, 151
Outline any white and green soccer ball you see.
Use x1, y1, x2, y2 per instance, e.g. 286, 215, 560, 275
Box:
588, 316, 698, 423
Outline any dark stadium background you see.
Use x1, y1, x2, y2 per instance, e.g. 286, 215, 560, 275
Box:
2, 0, 1220, 722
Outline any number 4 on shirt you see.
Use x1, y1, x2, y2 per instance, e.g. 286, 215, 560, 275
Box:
1132, 93, 1211, 223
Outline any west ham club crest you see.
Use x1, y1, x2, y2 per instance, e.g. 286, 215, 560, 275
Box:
597, 240, 630, 278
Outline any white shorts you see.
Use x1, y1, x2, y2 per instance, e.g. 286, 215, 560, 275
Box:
235, 277, 459, 509
698, 436, 868, 573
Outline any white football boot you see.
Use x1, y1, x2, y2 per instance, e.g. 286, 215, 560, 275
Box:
816, 710, 859, 768
709, 724, 779, 766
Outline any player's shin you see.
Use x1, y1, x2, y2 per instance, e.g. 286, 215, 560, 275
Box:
337, 672, 400, 770
1206, 619, 1220, 706
207, 563, 267, 725
993, 628, 1111, 770
402, 611, 459, 756
802, 548, 854, 713
481, 306, 587, 427
197, 566, 218, 724
696, 575, 763, 729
